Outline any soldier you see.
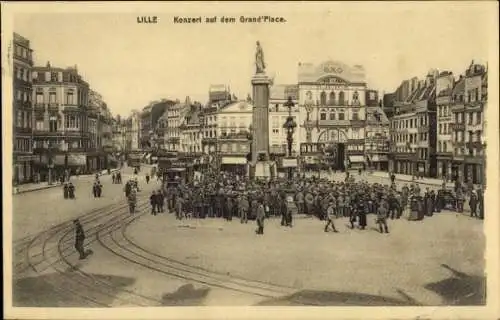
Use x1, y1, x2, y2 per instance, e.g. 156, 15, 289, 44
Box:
63, 183, 69, 199
239, 193, 249, 224
128, 187, 137, 214
295, 188, 304, 215
150, 191, 157, 215
112, 172, 116, 184
192, 189, 202, 219
255, 199, 266, 235
146, 174, 150, 184
285, 196, 296, 227
324, 200, 339, 233
175, 195, 184, 220
226, 196, 234, 221
157, 189, 165, 213
73, 219, 86, 260
377, 198, 390, 234
68, 182, 75, 199
469, 190, 478, 218
96, 180, 103, 198
357, 197, 367, 230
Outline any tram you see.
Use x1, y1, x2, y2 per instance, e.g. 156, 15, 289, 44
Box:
158, 152, 194, 187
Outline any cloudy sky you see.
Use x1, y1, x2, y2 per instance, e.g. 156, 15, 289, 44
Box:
7, 2, 495, 117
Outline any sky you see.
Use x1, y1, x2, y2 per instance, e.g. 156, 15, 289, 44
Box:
8, 2, 495, 117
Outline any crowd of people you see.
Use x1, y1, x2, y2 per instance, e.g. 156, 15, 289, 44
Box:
138, 169, 484, 235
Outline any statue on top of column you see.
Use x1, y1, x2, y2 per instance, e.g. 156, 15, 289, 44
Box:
255, 41, 266, 74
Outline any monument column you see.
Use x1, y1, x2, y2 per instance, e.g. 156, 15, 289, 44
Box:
251, 75, 271, 163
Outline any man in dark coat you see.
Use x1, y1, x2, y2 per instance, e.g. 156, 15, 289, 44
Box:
150, 191, 157, 215
255, 200, 266, 235
73, 219, 86, 260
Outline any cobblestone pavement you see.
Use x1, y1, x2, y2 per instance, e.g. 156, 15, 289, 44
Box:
11, 167, 485, 307
12, 166, 161, 243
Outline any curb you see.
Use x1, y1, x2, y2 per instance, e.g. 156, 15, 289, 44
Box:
13, 169, 120, 195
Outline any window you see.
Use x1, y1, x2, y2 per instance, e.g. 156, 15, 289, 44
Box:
468, 113, 473, 125
443, 142, 447, 152
23, 92, 28, 102
475, 88, 479, 101
338, 112, 345, 121
36, 120, 44, 131
16, 111, 23, 127
338, 91, 345, 105
45, 72, 50, 82
352, 112, 359, 120
438, 141, 442, 152
476, 112, 481, 124
468, 131, 473, 142
65, 114, 79, 129
329, 113, 335, 120
51, 72, 58, 82
320, 112, 326, 120
439, 124, 442, 134
16, 90, 22, 101
320, 91, 327, 106
49, 91, 56, 104
49, 116, 58, 132
66, 90, 75, 105
328, 92, 335, 105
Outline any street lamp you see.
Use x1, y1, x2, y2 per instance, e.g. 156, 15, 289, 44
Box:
283, 96, 297, 180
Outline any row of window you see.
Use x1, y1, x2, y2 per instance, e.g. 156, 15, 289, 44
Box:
32, 71, 80, 83
15, 90, 32, 102
16, 110, 32, 129
393, 132, 429, 143
14, 138, 32, 153
319, 111, 359, 121
14, 66, 31, 82
453, 112, 481, 125
392, 117, 429, 129
14, 44, 32, 60
33, 140, 85, 150
452, 131, 482, 144
305, 90, 360, 106
35, 91, 77, 105
33, 115, 83, 132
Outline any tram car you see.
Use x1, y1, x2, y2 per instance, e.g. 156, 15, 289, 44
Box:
162, 166, 194, 188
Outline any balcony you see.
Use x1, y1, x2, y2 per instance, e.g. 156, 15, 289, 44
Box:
348, 139, 365, 145
450, 123, 465, 131
318, 119, 350, 127
350, 119, 365, 127
34, 103, 45, 112
47, 104, 59, 113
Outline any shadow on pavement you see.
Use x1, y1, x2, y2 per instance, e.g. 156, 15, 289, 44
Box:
161, 284, 211, 306
255, 290, 417, 306
423, 264, 486, 305
13, 272, 137, 307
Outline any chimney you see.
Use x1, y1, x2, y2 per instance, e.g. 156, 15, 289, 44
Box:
46, 61, 51, 68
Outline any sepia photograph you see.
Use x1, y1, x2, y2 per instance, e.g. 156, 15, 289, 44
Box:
2, 2, 499, 319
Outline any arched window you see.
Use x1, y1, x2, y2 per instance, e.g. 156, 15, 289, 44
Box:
320, 91, 327, 106
338, 91, 345, 105
328, 92, 336, 106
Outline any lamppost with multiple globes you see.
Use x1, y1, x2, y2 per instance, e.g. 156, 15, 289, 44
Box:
283, 96, 297, 180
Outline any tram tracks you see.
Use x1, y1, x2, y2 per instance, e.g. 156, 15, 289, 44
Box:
14, 196, 309, 307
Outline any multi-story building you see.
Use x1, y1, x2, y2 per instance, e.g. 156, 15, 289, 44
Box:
140, 104, 152, 149
450, 62, 487, 184
268, 84, 300, 159
297, 60, 367, 170
364, 90, 390, 171
216, 100, 253, 175
389, 70, 438, 177
435, 71, 455, 179
111, 116, 127, 153
125, 110, 141, 151
87, 89, 111, 170
12, 33, 35, 184
166, 97, 190, 151
32, 62, 91, 180
179, 103, 203, 155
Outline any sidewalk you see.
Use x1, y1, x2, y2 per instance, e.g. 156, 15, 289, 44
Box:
13, 168, 120, 195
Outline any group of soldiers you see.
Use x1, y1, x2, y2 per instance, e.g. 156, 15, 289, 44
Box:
148, 168, 485, 235
111, 171, 123, 184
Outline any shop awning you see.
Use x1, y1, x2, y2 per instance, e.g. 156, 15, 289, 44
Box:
349, 155, 365, 163
221, 156, 247, 165
370, 155, 388, 162
67, 154, 86, 166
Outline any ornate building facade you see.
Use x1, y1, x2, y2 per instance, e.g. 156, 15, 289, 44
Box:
297, 60, 367, 169
32, 62, 91, 180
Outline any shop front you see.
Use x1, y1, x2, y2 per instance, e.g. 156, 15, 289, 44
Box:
220, 156, 247, 176
367, 154, 388, 171
347, 154, 365, 171
13, 155, 36, 184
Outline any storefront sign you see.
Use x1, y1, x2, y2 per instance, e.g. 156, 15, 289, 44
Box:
282, 158, 298, 168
